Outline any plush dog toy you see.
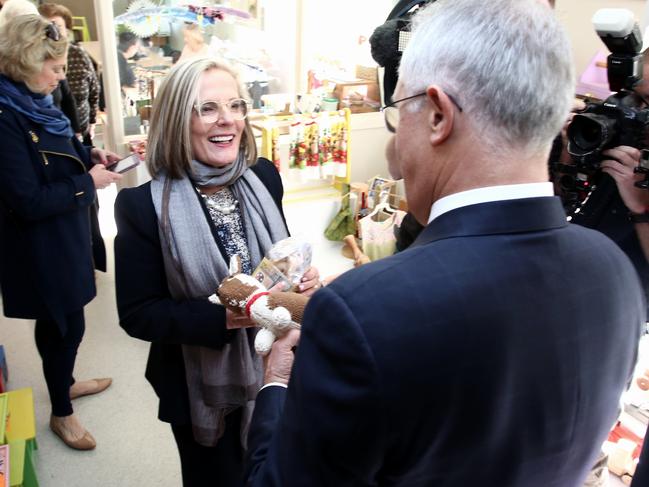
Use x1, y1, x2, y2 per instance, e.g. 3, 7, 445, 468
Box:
209, 258, 309, 356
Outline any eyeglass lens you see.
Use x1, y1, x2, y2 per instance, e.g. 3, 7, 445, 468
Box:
383, 106, 399, 133
197, 99, 248, 123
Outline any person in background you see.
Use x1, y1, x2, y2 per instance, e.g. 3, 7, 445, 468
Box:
113, 56, 320, 486
0, 0, 34, 26
38, 3, 99, 146
243, 1, 645, 486
0, 15, 122, 451
117, 31, 138, 93
178, 23, 209, 63
0, 0, 82, 137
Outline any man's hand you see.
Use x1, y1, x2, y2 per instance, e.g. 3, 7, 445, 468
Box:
557, 98, 587, 165
263, 329, 300, 385
600, 145, 649, 214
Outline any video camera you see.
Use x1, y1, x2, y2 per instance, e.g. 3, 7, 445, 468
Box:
567, 9, 649, 173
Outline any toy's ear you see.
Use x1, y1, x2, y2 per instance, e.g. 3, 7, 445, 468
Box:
228, 255, 242, 276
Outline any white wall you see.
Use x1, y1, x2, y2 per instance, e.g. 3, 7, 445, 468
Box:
555, 0, 646, 76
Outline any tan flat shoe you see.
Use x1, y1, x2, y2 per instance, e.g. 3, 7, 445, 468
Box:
69, 378, 112, 400
50, 416, 96, 450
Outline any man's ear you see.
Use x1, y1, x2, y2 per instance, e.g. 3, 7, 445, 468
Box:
426, 85, 456, 146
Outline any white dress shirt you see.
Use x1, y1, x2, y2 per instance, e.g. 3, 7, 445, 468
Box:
428, 182, 554, 224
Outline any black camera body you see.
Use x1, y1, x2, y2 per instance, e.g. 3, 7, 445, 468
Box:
567, 8, 649, 172
567, 91, 649, 172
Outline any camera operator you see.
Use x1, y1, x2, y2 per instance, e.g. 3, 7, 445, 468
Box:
553, 53, 649, 293
552, 34, 649, 487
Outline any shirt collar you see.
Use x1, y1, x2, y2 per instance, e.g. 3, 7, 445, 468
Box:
428, 182, 554, 224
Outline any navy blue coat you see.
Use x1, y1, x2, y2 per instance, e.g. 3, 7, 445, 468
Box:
0, 103, 97, 332
245, 197, 645, 487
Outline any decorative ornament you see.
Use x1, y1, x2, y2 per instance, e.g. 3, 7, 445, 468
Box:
114, 3, 251, 30
123, 0, 160, 37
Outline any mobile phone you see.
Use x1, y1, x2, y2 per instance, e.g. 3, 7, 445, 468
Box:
108, 154, 140, 173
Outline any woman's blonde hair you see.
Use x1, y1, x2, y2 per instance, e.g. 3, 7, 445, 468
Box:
0, 14, 67, 83
146, 56, 257, 179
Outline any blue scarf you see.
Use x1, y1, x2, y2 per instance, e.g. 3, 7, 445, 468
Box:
0, 75, 73, 137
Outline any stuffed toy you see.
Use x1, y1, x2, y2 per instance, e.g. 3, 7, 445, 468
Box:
209, 258, 309, 356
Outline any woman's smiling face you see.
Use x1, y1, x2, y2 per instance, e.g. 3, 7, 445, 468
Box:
190, 68, 245, 168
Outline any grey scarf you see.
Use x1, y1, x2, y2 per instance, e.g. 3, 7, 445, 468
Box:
151, 156, 288, 447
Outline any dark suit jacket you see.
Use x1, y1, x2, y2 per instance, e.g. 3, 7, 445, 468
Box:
245, 196, 645, 487
114, 158, 286, 425
0, 103, 97, 332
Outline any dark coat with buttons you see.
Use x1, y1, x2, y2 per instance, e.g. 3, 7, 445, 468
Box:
0, 103, 98, 333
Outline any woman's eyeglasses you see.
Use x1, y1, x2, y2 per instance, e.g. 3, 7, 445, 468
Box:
194, 98, 250, 124
44, 22, 61, 42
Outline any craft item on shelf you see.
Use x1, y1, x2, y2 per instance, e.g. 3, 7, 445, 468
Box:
331, 115, 349, 177
607, 437, 638, 482
0, 393, 6, 443
127, 138, 148, 161
343, 234, 371, 267
637, 368, 649, 391
367, 176, 396, 210
0, 444, 7, 487
289, 119, 306, 171
318, 113, 333, 176
305, 118, 320, 180
350, 182, 369, 216
324, 186, 357, 242
114, 3, 251, 36
119, 0, 160, 37
212, 257, 308, 357
4, 388, 38, 487
260, 109, 351, 183
358, 191, 406, 261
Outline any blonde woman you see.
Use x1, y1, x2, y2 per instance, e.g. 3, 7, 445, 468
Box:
114, 56, 320, 486
0, 15, 121, 450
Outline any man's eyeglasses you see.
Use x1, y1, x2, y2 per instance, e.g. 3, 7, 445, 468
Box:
194, 98, 250, 124
381, 91, 463, 133
44, 22, 61, 42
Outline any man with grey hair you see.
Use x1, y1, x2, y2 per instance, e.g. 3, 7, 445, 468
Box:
244, 1, 645, 485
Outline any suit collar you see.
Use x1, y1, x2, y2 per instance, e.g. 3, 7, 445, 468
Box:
412, 196, 568, 247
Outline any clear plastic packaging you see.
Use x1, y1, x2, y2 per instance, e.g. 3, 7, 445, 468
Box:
252, 237, 312, 291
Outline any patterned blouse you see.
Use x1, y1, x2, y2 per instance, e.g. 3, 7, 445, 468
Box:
202, 187, 252, 274
66, 43, 99, 134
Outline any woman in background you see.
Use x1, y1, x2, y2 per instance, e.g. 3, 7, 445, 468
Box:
39, 2, 99, 146
114, 56, 320, 486
0, 15, 121, 451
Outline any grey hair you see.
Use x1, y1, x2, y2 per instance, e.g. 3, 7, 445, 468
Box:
146, 56, 257, 179
399, 0, 574, 157
0, 0, 38, 30
0, 14, 67, 84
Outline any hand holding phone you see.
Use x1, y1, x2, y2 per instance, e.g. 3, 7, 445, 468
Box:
108, 153, 141, 173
